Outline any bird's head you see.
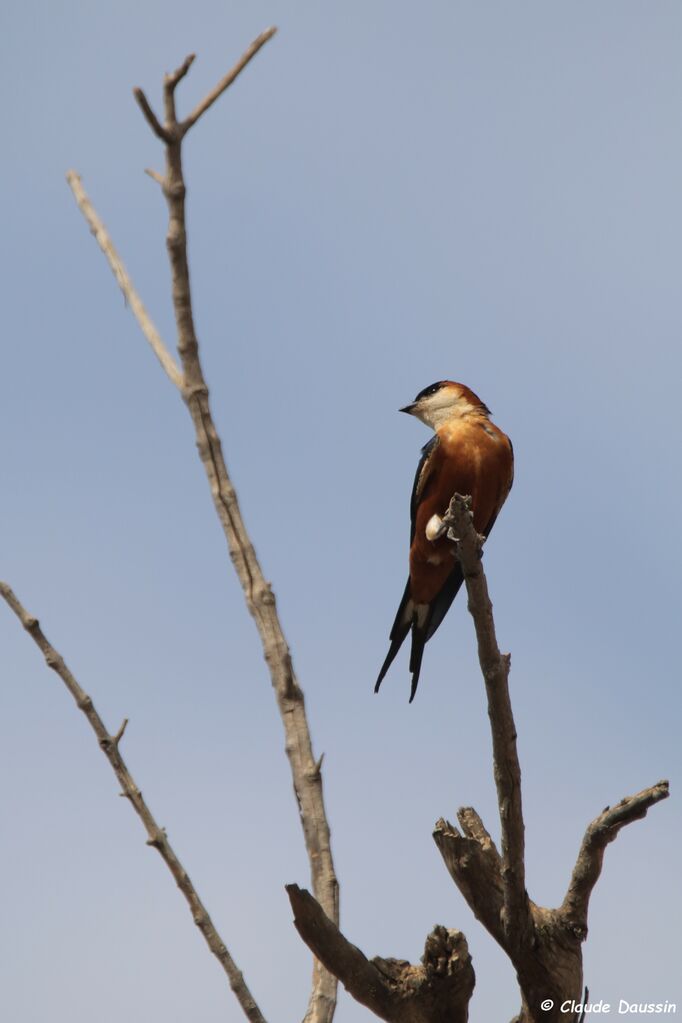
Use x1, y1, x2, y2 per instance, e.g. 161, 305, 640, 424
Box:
400, 380, 491, 429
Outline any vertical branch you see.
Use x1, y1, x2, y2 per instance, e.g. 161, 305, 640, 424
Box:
443, 495, 530, 947
64, 171, 340, 1015
128, 33, 339, 1023
437, 497, 669, 1022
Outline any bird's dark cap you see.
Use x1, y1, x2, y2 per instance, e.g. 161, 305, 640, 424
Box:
413, 381, 450, 402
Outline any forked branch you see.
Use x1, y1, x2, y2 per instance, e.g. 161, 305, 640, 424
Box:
183, 28, 276, 132
433, 810, 505, 945
54, 24, 672, 1023
68, 28, 339, 1023
560, 780, 669, 936
0, 582, 266, 1023
431, 494, 669, 1023
442, 494, 530, 948
286, 885, 474, 1023
65, 171, 183, 389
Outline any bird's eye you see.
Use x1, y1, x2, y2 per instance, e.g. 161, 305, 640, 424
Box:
415, 382, 444, 401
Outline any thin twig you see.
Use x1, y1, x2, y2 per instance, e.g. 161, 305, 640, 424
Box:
132, 88, 170, 142
65, 171, 183, 391
443, 494, 530, 948
0, 582, 266, 1023
162, 54, 196, 128
166, 53, 196, 90
182, 28, 277, 133
113, 717, 129, 746
560, 780, 669, 935
145, 168, 166, 188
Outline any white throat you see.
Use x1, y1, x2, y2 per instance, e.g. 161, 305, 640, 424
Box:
414, 394, 479, 429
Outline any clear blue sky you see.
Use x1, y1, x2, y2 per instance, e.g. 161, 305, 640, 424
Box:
2, 3, 680, 1020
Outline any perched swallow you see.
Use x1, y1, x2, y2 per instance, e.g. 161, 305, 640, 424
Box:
375, 380, 513, 702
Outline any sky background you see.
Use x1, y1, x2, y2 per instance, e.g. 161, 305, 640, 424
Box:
2, 2, 681, 1021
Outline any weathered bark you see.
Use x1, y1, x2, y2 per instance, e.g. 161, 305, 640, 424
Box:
8, 27, 669, 1023
284, 493, 668, 1022
0, 582, 266, 1023
432, 495, 669, 1023
66, 33, 340, 1023
287, 885, 474, 1023
560, 781, 670, 936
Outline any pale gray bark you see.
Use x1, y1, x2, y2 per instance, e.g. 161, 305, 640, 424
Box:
288, 497, 669, 1023
3, 29, 670, 1023
0, 582, 266, 1023
67, 30, 339, 1023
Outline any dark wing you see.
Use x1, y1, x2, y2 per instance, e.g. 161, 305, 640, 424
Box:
424, 567, 464, 642
410, 434, 440, 542
375, 435, 441, 695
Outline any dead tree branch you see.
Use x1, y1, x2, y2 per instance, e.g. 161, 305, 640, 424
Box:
183, 28, 277, 132
279, 498, 668, 1022
287, 885, 475, 1023
560, 780, 669, 936
65, 171, 183, 389
0, 582, 266, 1023
443, 494, 530, 949
67, 29, 339, 1023
131, 87, 170, 142
32, 24, 670, 1023
429, 494, 669, 1023
433, 811, 504, 946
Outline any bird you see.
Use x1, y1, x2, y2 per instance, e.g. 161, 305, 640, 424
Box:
375, 380, 514, 702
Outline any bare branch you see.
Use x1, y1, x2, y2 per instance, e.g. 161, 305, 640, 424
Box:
145, 167, 166, 188
162, 54, 196, 128
433, 814, 505, 944
0, 582, 266, 1023
65, 171, 184, 391
112, 716, 129, 747
287, 885, 393, 1020
132, 87, 170, 142
167, 53, 196, 90
182, 27, 277, 134
433, 497, 670, 1023
560, 780, 670, 935
115, 31, 339, 1023
443, 494, 530, 948
457, 806, 498, 850
286, 885, 474, 1023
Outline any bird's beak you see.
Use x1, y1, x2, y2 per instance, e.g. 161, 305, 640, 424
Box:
400, 402, 417, 415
